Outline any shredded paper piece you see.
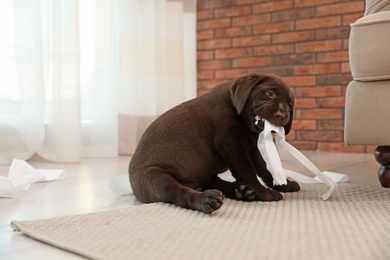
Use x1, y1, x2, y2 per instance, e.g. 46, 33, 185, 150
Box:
108, 175, 133, 194
0, 159, 66, 199
258, 120, 347, 200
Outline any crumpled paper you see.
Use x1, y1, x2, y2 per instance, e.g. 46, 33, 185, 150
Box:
258, 120, 348, 201
108, 175, 133, 195
0, 159, 66, 199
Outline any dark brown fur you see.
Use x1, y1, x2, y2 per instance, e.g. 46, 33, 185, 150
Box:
129, 74, 300, 214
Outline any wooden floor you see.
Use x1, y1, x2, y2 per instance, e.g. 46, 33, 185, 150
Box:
0, 152, 383, 260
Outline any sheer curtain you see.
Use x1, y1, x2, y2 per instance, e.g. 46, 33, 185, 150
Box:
0, 0, 196, 165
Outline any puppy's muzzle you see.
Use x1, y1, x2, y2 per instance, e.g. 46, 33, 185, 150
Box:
274, 109, 286, 122
272, 105, 289, 126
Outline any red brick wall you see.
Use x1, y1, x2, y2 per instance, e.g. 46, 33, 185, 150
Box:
196, 0, 374, 153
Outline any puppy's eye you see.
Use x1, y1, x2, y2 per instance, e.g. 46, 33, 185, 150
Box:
265, 90, 275, 99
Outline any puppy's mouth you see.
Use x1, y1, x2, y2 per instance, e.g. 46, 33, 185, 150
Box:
253, 104, 290, 129
254, 114, 288, 133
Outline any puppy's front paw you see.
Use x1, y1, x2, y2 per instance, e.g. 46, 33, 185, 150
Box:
200, 189, 224, 214
234, 184, 257, 201
255, 188, 283, 201
269, 180, 300, 192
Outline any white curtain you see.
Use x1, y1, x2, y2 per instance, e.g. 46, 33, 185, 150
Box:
0, 0, 196, 165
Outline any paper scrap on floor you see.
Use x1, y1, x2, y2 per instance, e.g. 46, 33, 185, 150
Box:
0, 159, 66, 199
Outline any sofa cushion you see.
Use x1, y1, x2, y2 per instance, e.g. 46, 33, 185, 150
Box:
344, 80, 390, 145
365, 0, 390, 15
349, 11, 390, 81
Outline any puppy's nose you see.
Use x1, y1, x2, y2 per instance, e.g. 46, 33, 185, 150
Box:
274, 109, 285, 120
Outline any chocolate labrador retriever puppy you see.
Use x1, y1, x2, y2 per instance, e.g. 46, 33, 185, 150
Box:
129, 74, 300, 214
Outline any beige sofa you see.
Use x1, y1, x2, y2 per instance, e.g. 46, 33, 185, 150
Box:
344, 0, 390, 187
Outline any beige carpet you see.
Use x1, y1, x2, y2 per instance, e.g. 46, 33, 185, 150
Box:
11, 184, 390, 260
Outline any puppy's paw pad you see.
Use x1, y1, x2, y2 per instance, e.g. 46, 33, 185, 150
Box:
200, 190, 224, 214
234, 185, 257, 201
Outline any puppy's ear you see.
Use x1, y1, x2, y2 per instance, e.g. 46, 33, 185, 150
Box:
283, 92, 294, 135
230, 74, 265, 114
283, 109, 293, 135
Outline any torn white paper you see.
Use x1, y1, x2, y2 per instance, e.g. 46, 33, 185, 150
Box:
108, 175, 133, 195
0, 159, 66, 199
258, 120, 346, 201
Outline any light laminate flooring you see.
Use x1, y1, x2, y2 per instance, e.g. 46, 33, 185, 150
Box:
0, 152, 383, 259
